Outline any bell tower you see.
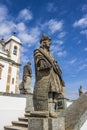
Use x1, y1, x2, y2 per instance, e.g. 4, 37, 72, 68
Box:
5, 34, 22, 93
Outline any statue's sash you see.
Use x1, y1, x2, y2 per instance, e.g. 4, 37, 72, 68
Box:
38, 48, 61, 77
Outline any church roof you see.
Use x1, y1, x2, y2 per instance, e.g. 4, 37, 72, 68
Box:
6, 35, 22, 45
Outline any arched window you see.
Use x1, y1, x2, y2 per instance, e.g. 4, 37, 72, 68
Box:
12, 78, 14, 84
13, 46, 17, 55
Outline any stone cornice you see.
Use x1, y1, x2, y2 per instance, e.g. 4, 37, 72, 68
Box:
0, 51, 8, 56
0, 55, 21, 66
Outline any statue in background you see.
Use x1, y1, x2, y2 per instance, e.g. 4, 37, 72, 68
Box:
19, 62, 32, 94
79, 85, 83, 96
33, 34, 65, 113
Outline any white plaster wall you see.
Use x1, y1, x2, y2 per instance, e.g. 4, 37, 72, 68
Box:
0, 61, 8, 92
5, 42, 10, 51
0, 96, 26, 130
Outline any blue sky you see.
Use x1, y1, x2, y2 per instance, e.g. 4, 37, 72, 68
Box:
0, 0, 87, 99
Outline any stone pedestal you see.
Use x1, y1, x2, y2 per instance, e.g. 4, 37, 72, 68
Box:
28, 114, 65, 130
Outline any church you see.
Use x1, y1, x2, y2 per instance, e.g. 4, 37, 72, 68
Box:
0, 34, 22, 93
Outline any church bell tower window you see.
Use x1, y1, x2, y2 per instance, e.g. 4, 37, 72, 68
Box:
13, 46, 17, 55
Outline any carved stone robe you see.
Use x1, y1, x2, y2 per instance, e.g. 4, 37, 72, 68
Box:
33, 47, 65, 111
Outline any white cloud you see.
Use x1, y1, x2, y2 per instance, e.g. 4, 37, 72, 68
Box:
73, 16, 87, 28
73, 16, 87, 37
0, 5, 8, 22
82, 4, 87, 12
42, 19, 63, 34
51, 38, 66, 57
0, 21, 16, 38
21, 46, 28, 53
18, 27, 40, 45
17, 22, 26, 32
58, 32, 66, 38
51, 44, 63, 53
46, 2, 57, 12
18, 8, 33, 21
55, 40, 64, 45
47, 19, 63, 33
0, 5, 40, 46
79, 64, 87, 71
0, 5, 16, 39
84, 48, 87, 51
69, 58, 77, 65
80, 29, 87, 37
57, 51, 67, 57
20, 53, 29, 63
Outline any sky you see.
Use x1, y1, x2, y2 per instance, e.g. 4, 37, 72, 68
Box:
0, 0, 87, 99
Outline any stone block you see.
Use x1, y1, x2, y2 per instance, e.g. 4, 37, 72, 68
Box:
48, 117, 65, 130
28, 117, 48, 130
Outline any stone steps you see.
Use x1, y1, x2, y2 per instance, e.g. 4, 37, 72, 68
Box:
12, 121, 28, 127
4, 113, 29, 130
4, 125, 28, 130
18, 117, 28, 122
24, 113, 30, 117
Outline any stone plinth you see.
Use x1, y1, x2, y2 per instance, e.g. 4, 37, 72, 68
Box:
28, 115, 65, 130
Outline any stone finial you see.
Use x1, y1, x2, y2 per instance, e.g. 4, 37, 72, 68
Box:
13, 31, 16, 36
79, 85, 83, 96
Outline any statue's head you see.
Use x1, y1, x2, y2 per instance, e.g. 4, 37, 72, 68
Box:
40, 34, 51, 50
27, 61, 31, 65
80, 85, 82, 89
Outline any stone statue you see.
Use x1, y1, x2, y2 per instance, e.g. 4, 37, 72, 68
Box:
33, 34, 65, 112
19, 62, 32, 94
79, 85, 83, 96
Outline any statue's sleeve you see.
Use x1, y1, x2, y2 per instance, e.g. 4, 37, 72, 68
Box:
34, 49, 52, 71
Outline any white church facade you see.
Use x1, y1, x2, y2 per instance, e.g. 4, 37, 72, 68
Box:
0, 35, 22, 93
